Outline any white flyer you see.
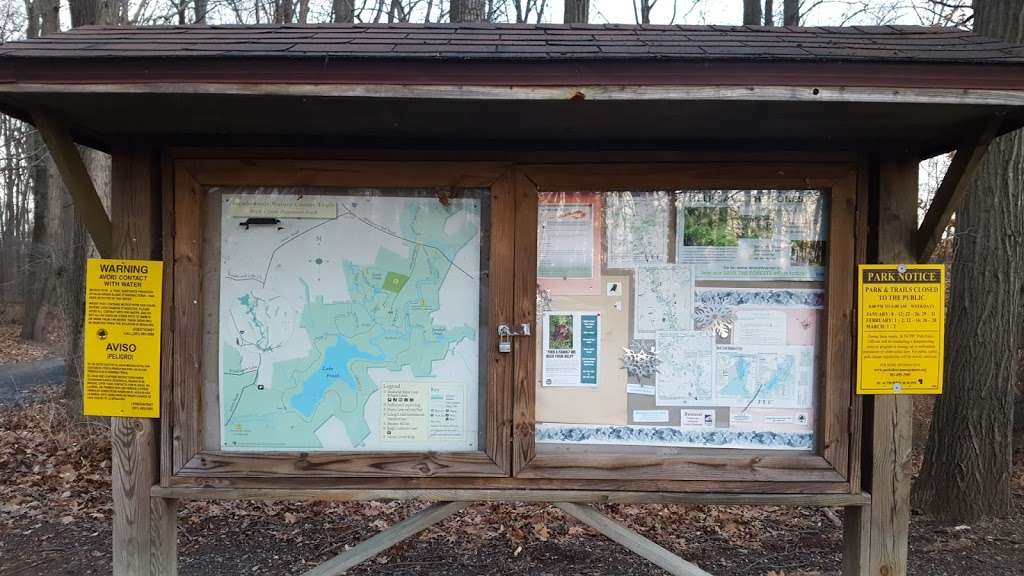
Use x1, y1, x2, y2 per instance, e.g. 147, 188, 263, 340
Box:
733, 309, 788, 345
655, 331, 715, 406
675, 190, 827, 281
604, 191, 671, 269
538, 203, 595, 279
633, 264, 695, 337
542, 311, 601, 387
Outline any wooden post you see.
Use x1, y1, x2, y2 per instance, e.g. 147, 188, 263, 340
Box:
843, 147, 917, 575
110, 148, 177, 576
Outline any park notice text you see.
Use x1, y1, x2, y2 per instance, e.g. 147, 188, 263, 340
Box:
856, 264, 944, 395
83, 258, 163, 417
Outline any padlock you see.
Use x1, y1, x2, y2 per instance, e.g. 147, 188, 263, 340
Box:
499, 341, 512, 353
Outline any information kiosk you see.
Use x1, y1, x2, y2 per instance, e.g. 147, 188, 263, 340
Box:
1, 22, 1022, 576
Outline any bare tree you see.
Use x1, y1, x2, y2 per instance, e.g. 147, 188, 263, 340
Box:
914, 0, 1024, 523
450, 0, 486, 21
333, 0, 355, 21
783, 0, 798, 25
742, 0, 761, 25
764, 0, 773, 25
633, 0, 656, 24
564, 0, 587, 23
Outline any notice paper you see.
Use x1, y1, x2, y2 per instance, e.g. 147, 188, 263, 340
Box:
857, 264, 945, 394
83, 258, 163, 418
542, 311, 601, 387
538, 203, 595, 280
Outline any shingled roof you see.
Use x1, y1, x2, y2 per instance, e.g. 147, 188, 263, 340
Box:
1, 23, 1023, 63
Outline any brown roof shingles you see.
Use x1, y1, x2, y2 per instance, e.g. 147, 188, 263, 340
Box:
0, 23, 1021, 64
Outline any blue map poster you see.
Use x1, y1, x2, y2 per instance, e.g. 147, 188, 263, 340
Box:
217, 189, 483, 452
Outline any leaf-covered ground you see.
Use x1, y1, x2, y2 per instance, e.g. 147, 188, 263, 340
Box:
2, 388, 1023, 576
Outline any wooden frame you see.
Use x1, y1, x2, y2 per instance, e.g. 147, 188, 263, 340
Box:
161, 152, 862, 495
512, 162, 860, 492
164, 158, 516, 482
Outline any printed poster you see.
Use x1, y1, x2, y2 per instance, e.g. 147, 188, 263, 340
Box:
604, 191, 671, 269
857, 264, 945, 394
675, 190, 828, 281
537, 193, 602, 294
542, 311, 601, 387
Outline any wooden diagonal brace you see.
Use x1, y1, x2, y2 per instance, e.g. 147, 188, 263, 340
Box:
555, 502, 713, 576
31, 109, 113, 258
916, 114, 1004, 263
301, 501, 469, 576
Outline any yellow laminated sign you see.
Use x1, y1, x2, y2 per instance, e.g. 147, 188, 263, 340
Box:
856, 264, 944, 395
83, 258, 163, 417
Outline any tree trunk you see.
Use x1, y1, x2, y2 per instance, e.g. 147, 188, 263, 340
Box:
763, 0, 773, 25
194, 0, 208, 23
333, 0, 354, 22
564, 0, 588, 23
20, 0, 59, 341
743, 0, 762, 25
914, 0, 1024, 523
450, 0, 486, 22
783, 0, 798, 25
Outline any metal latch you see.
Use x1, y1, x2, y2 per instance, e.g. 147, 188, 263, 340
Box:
497, 323, 532, 353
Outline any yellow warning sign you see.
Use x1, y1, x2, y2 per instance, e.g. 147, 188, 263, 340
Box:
83, 258, 163, 417
856, 264, 944, 395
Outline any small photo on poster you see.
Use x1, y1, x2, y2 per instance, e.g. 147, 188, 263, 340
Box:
542, 311, 601, 387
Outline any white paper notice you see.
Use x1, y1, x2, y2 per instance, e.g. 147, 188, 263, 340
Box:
655, 331, 715, 406
681, 409, 716, 429
381, 382, 428, 442
633, 409, 670, 423
733, 310, 788, 345
542, 311, 601, 387
538, 204, 595, 279
634, 264, 695, 338
627, 383, 655, 396
604, 192, 671, 269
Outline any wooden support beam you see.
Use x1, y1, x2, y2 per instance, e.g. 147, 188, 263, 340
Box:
31, 109, 113, 258
843, 147, 918, 576
150, 486, 871, 507
555, 502, 712, 576
916, 115, 1004, 262
109, 148, 176, 576
301, 502, 469, 576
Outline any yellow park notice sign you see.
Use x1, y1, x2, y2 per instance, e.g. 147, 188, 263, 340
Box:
856, 264, 944, 395
83, 259, 163, 417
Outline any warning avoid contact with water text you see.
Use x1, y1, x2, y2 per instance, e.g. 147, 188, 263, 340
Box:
83, 258, 163, 417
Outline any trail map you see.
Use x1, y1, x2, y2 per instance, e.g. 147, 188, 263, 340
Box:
218, 190, 482, 452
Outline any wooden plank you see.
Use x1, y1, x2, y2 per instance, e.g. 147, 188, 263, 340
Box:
6, 82, 1024, 108
555, 502, 712, 576
152, 485, 871, 506
843, 148, 917, 576
171, 162, 203, 474
110, 147, 176, 576
176, 450, 507, 478
916, 115, 1003, 262
821, 171, 858, 478
512, 170, 539, 473
163, 474, 857, 494
486, 171, 516, 474
31, 109, 113, 257
301, 502, 469, 576
159, 151, 175, 487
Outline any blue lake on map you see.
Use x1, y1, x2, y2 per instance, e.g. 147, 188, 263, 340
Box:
291, 337, 384, 418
